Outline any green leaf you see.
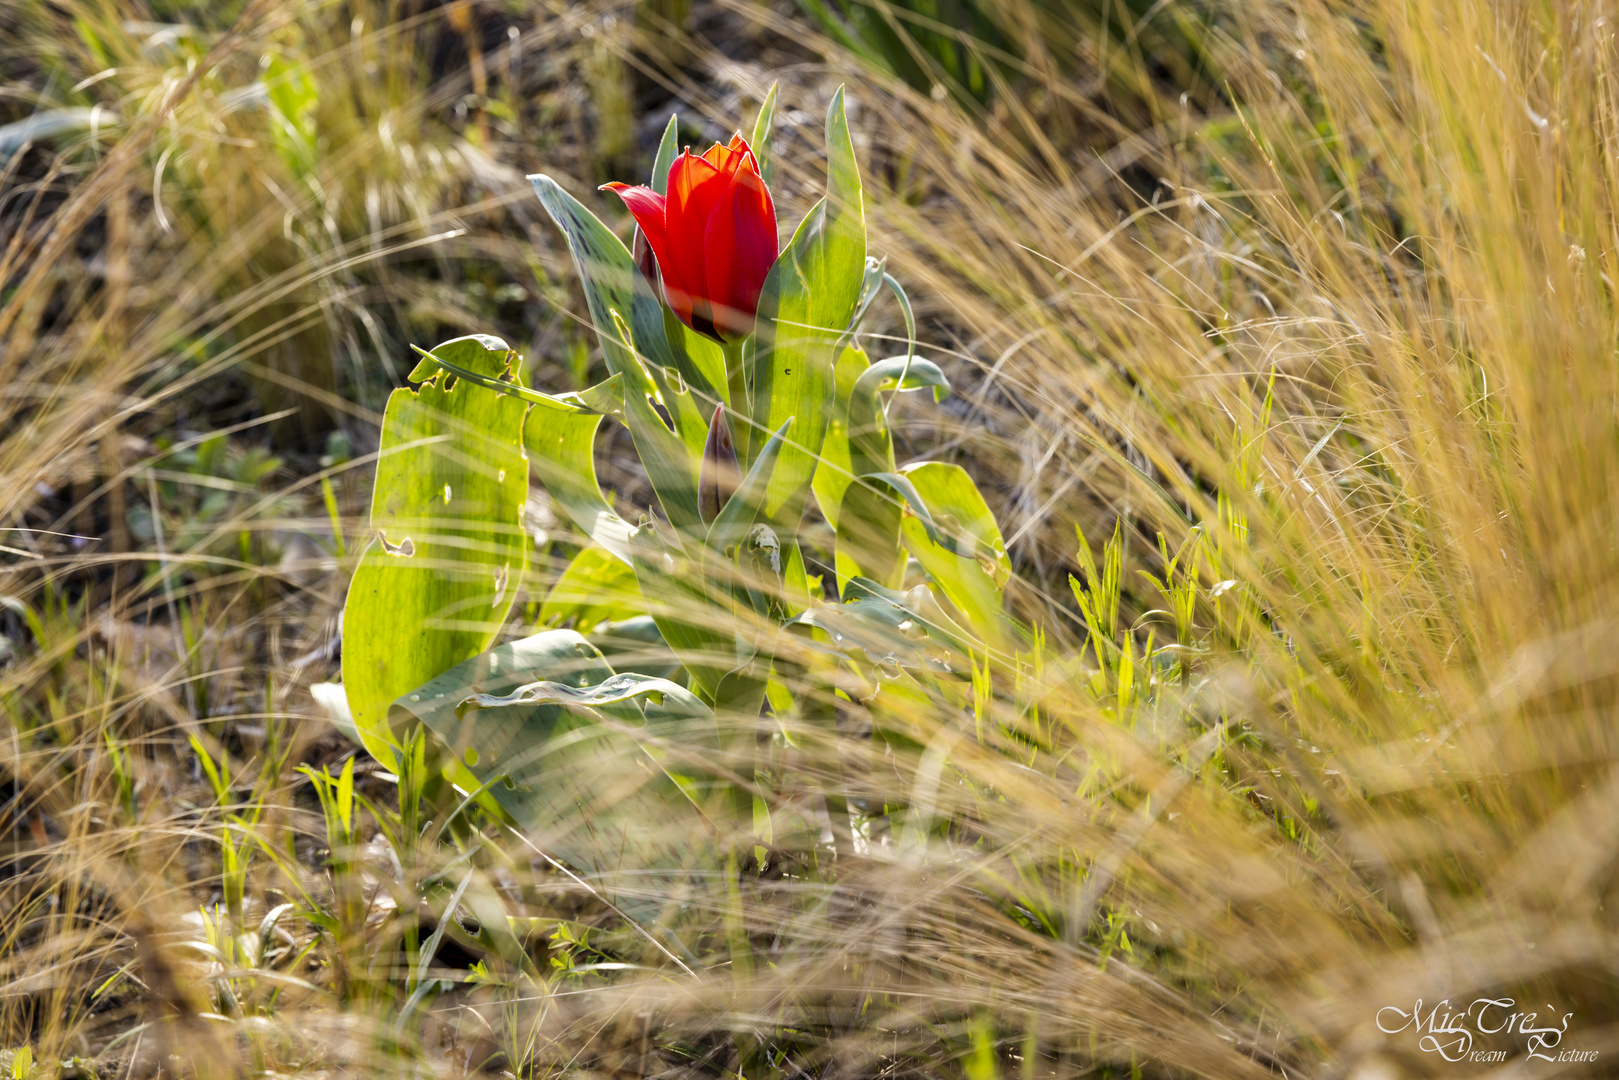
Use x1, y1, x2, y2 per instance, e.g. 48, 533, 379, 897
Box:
409, 342, 622, 414
462, 670, 706, 714
787, 577, 972, 676
811, 345, 872, 530
529, 175, 703, 530
616, 417, 795, 706
588, 614, 682, 682
784, 538, 812, 614
705, 421, 794, 701
651, 113, 679, 195
629, 521, 735, 702
390, 630, 721, 905
613, 308, 713, 471
750, 82, 779, 189
341, 335, 529, 770
706, 418, 793, 555
749, 86, 867, 534
833, 353, 952, 588
663, 308, 729, 410
522, 385, 636, 563
861, 471, 946, 547
335, 756, 355, 837
540, 545, 644, 631
897, 462, 1012, 644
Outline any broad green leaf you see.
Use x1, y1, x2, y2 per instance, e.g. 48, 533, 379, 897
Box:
713, 665, 768, 719
811, 345, 872, 531
705, 420, 793, 696
784, 538, 812, 613
750, 82, 779, 189
388, 630, 720, 910
521, 385, 635, 563
463, 669, 706, 714
589, 614, 682, 682
622, 417, 795, 708
629, 521, 734, 702
834, 354, 952, 589
530, 175, 703, 530
342, 335, 528, 770
861, 471, 948, 550
716, 422, 795, 721
750, 86, 866, 533
409, 343, 624, 415
612, 309, 712, 469
835, 477, 903, 590
706, 418, 793, 555
540, 545, 643, 631
897, 462, 1012, 645
663, 308, 729, 410
787, 577, 972, 676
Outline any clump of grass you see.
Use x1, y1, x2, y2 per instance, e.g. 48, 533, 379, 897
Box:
3, 1, 1618, 1078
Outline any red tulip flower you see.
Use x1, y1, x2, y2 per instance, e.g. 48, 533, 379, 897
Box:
602, 134, 778, 343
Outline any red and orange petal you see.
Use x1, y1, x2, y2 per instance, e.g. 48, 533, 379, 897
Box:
707, 134, 753, 175
600, 181, 675, 285
600, 183, 667, 243
665, 150, 734, 302
704, 166, 778, 340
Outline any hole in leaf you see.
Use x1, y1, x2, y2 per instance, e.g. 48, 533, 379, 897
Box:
443, 484, 452, 504
380, 534, 416, 557
464, 746, 479, 766
492, 563, 509, 607
646, 394, 676, 433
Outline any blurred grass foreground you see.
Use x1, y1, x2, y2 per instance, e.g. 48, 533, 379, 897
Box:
3, 0, 1619, 1077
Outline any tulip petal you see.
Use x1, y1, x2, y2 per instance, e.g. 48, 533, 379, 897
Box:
704, 163, 778, 341
664, 150, 733, 332
703, 134, 750, 176
601, 183, 669, 265
602, 181, 682, 317
600, 182, 665, 241
710, 135, 762, 185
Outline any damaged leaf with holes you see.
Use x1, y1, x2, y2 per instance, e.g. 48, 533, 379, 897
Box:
340, 334, 530, 770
